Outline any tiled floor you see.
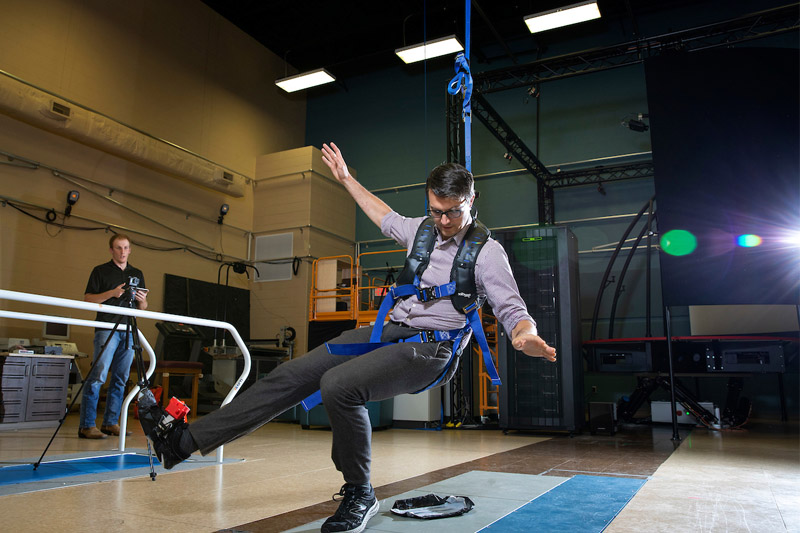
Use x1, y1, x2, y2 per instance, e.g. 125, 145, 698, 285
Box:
0, 413, 797, 532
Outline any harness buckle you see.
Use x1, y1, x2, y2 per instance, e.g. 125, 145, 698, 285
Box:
417, 286, 438, 302
420, 330, 436, 342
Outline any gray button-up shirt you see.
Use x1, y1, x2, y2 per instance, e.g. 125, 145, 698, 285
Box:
381, 211, 536, 336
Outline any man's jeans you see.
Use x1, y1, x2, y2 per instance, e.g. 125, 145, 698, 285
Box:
79, 329, 135, 428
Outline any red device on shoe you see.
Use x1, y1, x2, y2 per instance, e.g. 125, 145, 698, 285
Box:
165, 397, 190, 422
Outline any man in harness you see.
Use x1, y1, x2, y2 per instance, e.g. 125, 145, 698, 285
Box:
142, 142, 556, 533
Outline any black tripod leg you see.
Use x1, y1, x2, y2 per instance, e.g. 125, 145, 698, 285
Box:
129, 315, 150, 390
33, 316, 125, 469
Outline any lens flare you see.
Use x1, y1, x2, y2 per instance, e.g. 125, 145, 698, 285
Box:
736, 234, 762, 247
660, 229, 697, 256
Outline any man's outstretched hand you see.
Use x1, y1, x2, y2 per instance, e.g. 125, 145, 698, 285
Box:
512, 333, 557, 362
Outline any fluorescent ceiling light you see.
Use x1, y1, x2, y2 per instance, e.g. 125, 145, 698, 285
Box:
524, 1, 601, 34
275, 68, 336, 92
395, 35, 464, 64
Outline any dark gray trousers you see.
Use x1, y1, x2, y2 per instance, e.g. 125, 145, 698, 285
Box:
188, 323, 454, 485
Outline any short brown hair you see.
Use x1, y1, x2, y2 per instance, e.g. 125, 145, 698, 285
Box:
109, 234, 130, 248
426, 163, 474, 200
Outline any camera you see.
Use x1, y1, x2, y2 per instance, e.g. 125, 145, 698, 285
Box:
125, 276, 143, 306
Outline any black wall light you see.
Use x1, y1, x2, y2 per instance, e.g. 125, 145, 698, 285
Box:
218, 203, 229, 224
65, 190, 80, 216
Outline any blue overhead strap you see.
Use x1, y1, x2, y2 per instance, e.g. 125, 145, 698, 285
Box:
447, 53, 472, 119
448, 53, 472, 166
448, 53, 473, 171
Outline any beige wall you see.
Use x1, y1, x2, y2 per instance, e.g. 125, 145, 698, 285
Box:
0, 0, 307, 360
253, 147, 357, 354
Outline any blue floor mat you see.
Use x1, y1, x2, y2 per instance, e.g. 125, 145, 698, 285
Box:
0, 453, 155, 486
481, 474, 646, 532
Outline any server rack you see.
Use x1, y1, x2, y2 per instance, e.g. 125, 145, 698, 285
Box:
495, 226, 583, 433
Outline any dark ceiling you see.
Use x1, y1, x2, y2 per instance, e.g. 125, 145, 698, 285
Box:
200, 1, 763, 80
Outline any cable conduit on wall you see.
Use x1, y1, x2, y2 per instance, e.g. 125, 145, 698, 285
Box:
0, 70, 249, 197
0, 148, 251, 234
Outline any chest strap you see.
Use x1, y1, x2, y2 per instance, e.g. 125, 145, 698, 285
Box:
366, 278, 500, 388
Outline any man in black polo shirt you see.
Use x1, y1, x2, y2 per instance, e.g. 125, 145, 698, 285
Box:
79, 234, 148, 439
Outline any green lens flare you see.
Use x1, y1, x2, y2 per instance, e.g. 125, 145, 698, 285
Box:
660, 229, 697, 256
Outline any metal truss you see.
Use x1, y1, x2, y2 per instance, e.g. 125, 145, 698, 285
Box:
474, 4, 799, 94
548, 161, 655, 188
471, 93, 555, 224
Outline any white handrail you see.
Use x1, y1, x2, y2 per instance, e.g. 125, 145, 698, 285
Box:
0, 288, 252, 463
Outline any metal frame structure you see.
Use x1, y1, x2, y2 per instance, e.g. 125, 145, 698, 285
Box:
447, 4, 799, 223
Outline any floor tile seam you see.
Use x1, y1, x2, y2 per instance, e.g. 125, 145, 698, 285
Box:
543, 469, 651, 479
538, 459, 588, 476
370, 442, 543, 454
767, 478, 800, 511
0, 476, 111, 497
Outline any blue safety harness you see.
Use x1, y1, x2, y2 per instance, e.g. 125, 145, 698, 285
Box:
301, 217, 501, 411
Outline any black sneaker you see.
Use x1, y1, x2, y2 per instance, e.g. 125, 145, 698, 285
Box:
137, 389, 190, 469
151, 419, 190, 469
321, 483, 379, 533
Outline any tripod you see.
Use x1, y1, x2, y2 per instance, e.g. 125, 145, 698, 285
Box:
33, 286, 160, 480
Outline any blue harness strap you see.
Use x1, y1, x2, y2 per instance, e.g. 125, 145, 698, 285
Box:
301, 326, 469, 411
464, 304, 501, 386
301, 390, 323, 411
327, 327, 465, 355
368, 280, 457, 344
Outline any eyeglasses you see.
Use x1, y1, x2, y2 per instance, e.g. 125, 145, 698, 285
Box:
428, 204, 468, 219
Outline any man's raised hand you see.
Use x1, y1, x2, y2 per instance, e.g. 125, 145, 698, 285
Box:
321, 142, 350, 184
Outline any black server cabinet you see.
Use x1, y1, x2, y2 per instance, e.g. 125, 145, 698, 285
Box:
495, 226, 583, 433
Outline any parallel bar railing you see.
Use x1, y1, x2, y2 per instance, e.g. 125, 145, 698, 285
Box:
0, 289, 251, 463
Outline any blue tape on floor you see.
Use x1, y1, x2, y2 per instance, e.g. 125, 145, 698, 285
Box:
0, 454, 154, 486
482, 475, 646, 532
